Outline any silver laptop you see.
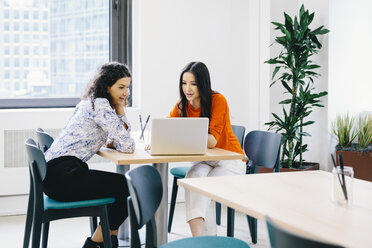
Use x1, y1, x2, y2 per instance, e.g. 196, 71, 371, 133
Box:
150, 118, 209, 155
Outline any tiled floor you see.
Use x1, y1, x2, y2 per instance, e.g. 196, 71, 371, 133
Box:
0, 202, 270, 247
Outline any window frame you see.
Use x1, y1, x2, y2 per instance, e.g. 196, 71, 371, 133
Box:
0, 0, 132, 109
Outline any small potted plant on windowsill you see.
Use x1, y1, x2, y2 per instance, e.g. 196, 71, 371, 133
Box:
332, 113, 372, 182
265, 5, 329, 170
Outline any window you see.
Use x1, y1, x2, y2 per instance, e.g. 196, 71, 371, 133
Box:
4, 22, 10, 31
4, 46, 10, 55
14, 34, 20, 43
0, 0, 132, 108
24, 22, 29, 31
33, 23, 39, 31
4, 59, 10, 67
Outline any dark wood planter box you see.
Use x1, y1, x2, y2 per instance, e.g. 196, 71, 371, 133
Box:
257, 162, 319, 173
336, 150, 372, 182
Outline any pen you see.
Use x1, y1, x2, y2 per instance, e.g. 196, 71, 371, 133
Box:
140, 115, 150, 140
331, 154, 347, 201
338, 153, 348, 201
139, 114, 143, 140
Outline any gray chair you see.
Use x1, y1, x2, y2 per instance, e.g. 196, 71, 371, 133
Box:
23, 138, 114, 248
227, 130, 282, 243
125, 165, 250, 248
36, 128, 54, 152
168, 125, 245, 233
266, 216, 344, 248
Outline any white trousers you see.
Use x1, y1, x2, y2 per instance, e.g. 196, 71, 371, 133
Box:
185, 159, 246, 235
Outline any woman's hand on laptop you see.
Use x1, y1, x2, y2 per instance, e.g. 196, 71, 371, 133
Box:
144, 144, 151, 151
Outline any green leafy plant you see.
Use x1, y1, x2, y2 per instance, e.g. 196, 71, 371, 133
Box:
357, 114, 372, 148
332, 114, 358, 147
265, 5, 329, 168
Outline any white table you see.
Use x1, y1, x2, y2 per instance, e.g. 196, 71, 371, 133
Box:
98, 146, 244, 246
178, 170, 372, 248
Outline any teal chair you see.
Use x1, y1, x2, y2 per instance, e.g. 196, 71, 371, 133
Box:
167, 125, 245, 233
23, 138, 115, 248
266, 216, 344, 248
125, 165, 250, 248
36, 128, 99, 235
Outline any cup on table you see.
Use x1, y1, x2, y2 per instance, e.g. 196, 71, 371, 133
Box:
331, 166, 354, 206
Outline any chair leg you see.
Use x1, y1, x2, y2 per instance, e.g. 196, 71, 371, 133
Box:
227, 207, 235, 237
215, 202, 221, 225
100, 206, 112, 248
23, 192, 34, 248
31, 211, 42, 248
42, 222, 50, 248
168, 176, 179, 233
247, 215, 257, 244
90, 217, 98, 235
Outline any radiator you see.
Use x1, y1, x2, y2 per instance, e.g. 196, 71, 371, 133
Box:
3, 128, 106, 168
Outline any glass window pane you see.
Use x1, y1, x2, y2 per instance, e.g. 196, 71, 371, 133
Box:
0, 0, 110, 99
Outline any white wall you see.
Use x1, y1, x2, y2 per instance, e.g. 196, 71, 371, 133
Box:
133, 0, 270, 131
328, 0, 372, 151
269, 0, 330, 170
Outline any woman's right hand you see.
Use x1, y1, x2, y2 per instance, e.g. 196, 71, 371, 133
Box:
113, 101, 125, 116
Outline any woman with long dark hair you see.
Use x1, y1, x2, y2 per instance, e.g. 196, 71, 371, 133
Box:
43, 62, 135, 248
169, 62, 246, 236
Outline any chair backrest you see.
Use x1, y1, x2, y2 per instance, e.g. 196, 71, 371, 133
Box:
266, 216, 344, 248
231, 125, 245, 149
25, 138, 48, 210
36, 128, 54, 152
125, 165, 163, 248
244, 130, 282, 172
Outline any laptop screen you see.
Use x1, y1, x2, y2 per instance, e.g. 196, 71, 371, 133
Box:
150, 118, 209, 155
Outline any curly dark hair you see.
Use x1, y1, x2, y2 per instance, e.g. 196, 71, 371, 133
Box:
83, 62, 131, 108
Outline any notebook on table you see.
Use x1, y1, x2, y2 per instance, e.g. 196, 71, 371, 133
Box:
150, 118, 209, 155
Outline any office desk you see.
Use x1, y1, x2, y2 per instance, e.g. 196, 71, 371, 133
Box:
178, 170, 372, 248
98, 146, 244, 246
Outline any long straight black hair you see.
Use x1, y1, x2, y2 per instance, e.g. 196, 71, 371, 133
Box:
178, 62, 213, 119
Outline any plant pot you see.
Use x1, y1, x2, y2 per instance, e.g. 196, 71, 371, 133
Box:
257, 162, 319, 173
336, 150, 372, 182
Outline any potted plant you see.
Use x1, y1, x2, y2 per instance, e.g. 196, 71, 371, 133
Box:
265, 5, 329, 169
332, 113, 372, 181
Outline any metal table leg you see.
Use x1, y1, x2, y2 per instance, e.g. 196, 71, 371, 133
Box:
153, 163, 168, 246
116, 164, 131, 247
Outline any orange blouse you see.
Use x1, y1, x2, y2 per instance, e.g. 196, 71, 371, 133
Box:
169, 93, 244, 156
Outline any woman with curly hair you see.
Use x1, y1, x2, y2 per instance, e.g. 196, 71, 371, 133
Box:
43, 62, 135, 248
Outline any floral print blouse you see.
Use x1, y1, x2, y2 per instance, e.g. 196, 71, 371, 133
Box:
45, 98, 135, 162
